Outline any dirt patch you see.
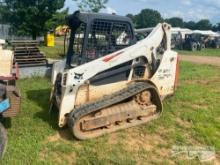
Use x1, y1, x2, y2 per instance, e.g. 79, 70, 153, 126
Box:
191, 104, 208, 110
64, 152, 76, 165
55, 40, 64, 46
180, 55, 220, 67
41, 151, 76, 164
108, 132, 119, 145
176, 118, 192, 129
126, 134, 154, 152
148, 155, 175, 165
47, 133, 60, 142
123, 127, 168, 153
184, 79, 210, 85
183, 78, 220, 85
214, 155, 220, 165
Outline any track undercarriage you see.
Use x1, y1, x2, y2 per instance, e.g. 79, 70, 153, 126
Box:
68, 81, 162, 140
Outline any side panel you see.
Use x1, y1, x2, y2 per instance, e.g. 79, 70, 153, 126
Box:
151, 50, 178, 97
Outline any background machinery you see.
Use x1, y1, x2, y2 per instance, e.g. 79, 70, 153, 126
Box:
209, 37, 220, 48
183, 33, 206, 51
50, 11, 179, 140
0, 39, 20, 158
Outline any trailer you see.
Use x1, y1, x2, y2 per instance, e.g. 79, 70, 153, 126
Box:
0, 40, 21, 158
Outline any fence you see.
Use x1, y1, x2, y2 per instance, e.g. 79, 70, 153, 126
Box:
0, 24, 10, 40
0, 24, 44, 41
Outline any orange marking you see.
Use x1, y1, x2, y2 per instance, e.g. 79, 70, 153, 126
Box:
103, 51, 124, 62
174, 55, 179, 90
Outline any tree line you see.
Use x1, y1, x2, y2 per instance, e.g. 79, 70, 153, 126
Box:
0, 0, 106, 39
0, 0, 219, 39
127, 9, 220, 31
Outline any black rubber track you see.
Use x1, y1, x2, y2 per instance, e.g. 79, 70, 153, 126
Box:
68, 81, 162, 140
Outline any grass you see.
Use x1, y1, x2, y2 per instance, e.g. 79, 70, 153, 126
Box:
40, 44, 64, 59
39, 36, 65, 59
0, 61, 220, 164
177, 48, 220, 57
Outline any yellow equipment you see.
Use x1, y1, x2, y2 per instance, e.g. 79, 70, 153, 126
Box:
45, 32, 55, 47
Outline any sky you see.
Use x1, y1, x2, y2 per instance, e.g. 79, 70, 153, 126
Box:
64, 0, 220, 24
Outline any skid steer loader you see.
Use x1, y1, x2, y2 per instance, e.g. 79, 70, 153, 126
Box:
50, 11, 179, 140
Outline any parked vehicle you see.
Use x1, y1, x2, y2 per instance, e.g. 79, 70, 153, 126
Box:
50, 11, 179, 140
182, 34, 205, 51
0, 40, 20, 158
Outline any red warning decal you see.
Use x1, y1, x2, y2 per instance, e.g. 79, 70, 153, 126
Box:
102, 51, 124, 62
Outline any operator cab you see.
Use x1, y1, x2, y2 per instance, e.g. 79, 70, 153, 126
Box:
65, 11, 136, 67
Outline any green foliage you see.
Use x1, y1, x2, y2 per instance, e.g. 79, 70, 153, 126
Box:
45, 8, 68, 31
135, 9, 163, 28
126, 13, 137, 27
165, 17, 184, 27
0, 2, 7, 23
184, 20, 219, 31
126, 14, 135, 22
184, 21, 196, 30
125, 8, 217, 31
212, 23, 220, 32
73, 0, 108, 12
2, 0, 65, 39
195, 19, 212, 30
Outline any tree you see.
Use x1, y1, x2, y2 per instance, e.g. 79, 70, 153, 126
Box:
135, 9, 163, 28
3, 0, 65, 39
73, 0, 108, 13
126, 13, 137, 27
126, 14, 135, 22
165, 17, 184, 27
45, 8, 69, 31
212, 23, 220, 32
195, 19, 212, 30
0, 1, 8, 23
184, 21, 196, 30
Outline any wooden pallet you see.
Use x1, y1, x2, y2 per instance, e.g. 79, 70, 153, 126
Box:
12, 40, 47, 67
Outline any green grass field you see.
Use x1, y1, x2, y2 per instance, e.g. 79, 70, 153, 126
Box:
39, 37, 65, 59
40, 44, 65, 59
0, 61, 220, 164
177, 48, 220, 57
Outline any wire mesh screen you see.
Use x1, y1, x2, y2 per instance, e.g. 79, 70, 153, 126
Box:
70, 23, 86, 64
85, 19, 133, 61
73, 23, 86, 56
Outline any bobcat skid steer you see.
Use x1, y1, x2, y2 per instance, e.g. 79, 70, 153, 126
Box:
50, 11, 179, 140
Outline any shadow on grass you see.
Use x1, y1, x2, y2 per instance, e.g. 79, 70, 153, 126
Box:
27, 89, 76, 141
1, 118, 11, 129
27, 89, 57, 128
